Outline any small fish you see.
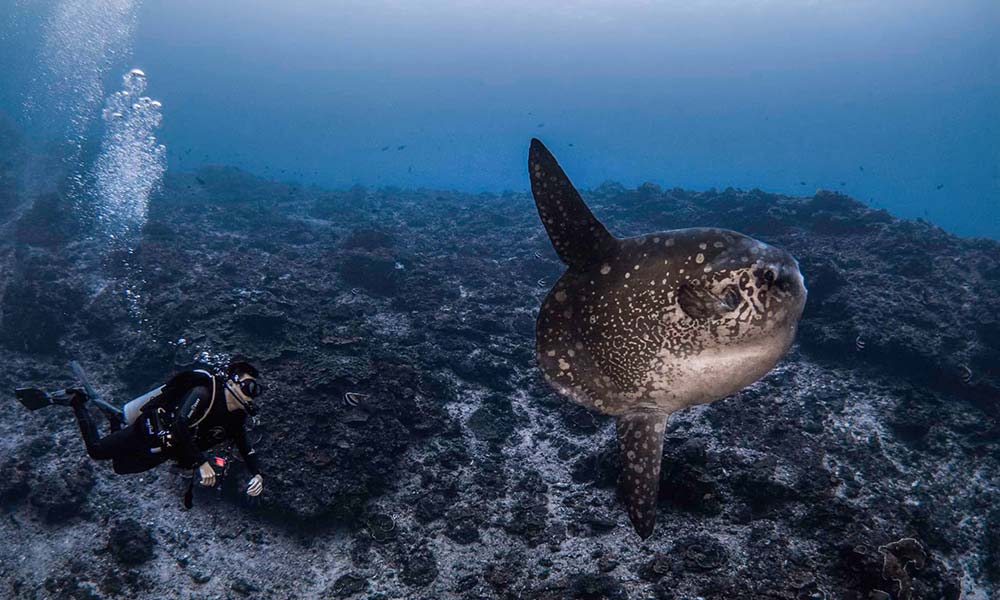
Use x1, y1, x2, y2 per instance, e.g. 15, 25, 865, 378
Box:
839, 181, 846, 187
344, 392, 369, 407
397, 145, 406, 151
859, 166, 865, 172
959, 365, 973, 385
380, 146, 389, 152
936, 184, 944, 190
195, 177, 205, 185
537, 123, 545, 128
799, 181, 806, 186
855, 336, 865, 351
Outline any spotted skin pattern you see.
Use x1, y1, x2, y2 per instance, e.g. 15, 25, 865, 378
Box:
529, 139, 808, 539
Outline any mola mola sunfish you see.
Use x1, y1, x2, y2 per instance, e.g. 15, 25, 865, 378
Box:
528, 139, 807, 539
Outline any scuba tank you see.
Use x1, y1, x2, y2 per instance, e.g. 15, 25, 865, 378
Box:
122, 385, 165, 425
124, 369, 217, 425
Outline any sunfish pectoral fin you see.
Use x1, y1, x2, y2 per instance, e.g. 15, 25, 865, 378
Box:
528, 138, 616, 271
677, 284, 731, 320
616, 411, 669, 539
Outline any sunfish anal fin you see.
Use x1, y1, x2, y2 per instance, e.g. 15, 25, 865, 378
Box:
616, 412, 669, 539
528, 138, 616, 270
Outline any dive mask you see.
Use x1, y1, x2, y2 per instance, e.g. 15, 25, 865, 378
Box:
227, 376, 262, 416
239, 378, 263, 399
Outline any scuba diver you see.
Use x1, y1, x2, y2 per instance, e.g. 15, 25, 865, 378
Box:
15, 360, 265, 500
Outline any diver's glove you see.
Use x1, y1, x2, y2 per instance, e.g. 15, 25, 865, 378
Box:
197, 461, 217, 487
246, 474, 263, 497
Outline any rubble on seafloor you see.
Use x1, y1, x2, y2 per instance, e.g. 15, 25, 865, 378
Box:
0, 129, 996, 599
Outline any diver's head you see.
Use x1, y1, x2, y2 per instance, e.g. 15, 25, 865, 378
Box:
223, 360, 263, 415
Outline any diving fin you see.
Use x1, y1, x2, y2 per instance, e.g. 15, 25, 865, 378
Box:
15, 388, 52, 410
15, 387, 79, 410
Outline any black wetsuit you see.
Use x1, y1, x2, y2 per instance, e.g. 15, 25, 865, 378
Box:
73, 378, 260, 476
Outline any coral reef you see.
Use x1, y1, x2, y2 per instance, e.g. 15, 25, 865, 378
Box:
0, 141, 996, 598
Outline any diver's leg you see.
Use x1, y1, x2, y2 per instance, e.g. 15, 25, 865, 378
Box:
72, 400, 145, 461
107, 409, 124, 432
112, 453, 166, 475
72, 397, 106, 458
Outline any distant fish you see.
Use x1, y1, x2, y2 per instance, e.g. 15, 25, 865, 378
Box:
935, 184, 944, 190
344, 391, 369, 407
381, 146, 390, 152
537, 123, 545, 128
839, 181, 846, 187
568, 143, 575, 147
799, 181, 806, 186
397, 145, 407, 151
855, 336, 865, 351
195, 177, 205, 185
859, 166, 865, 172
959, 364, 973, 385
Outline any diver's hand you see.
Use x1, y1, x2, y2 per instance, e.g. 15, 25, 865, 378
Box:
246, 474, 263, 497
197, 462, 216, 487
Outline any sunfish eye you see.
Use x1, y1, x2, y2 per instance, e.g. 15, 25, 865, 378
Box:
763, 267, 777, 285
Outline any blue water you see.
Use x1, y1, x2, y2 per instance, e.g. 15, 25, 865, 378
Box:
2, 0, 998, 237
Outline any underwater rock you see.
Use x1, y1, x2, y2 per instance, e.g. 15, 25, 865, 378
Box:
108, 518, 156, 565
28, 459, 94, 523
14, 193, 76, 247
504, 471, 549, 547
399, 541, 439, 587
444, 504, 484, 544
0, 151, 997, 597
327, 573, 368, 597
235, 304, 287, 338
0, 270, 82, 354
534, 573, 629, 600
343, 228, 395, 251
0, 455, 30, 508
338, 250, 403, 295
466, 393, 519, 445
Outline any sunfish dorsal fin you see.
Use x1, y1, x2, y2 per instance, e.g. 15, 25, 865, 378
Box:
616, 412, 669, 539
529, 138, 616, 270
